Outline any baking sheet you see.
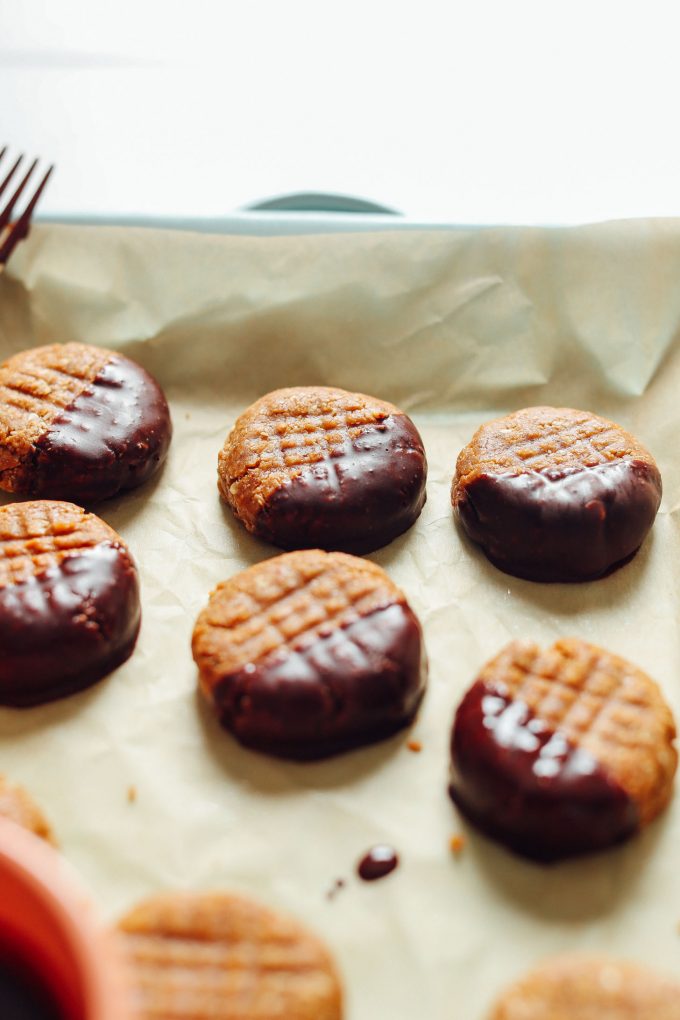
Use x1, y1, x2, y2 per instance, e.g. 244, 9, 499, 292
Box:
3, 220, 680, 1019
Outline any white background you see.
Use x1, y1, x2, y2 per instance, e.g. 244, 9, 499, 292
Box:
4, 0, 680, 224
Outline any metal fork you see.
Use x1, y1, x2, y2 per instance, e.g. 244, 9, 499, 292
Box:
0, 147, 54, 267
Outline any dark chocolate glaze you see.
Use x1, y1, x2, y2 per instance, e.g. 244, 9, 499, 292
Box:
255, 413, 427, 554
0, 543, 141, 707
0, 957, 63, 1020
357, 845, 399, 881
211, 602, 426, 760
30, 355, 172, 505
454, 459, 661, 582
448, 680, 639, 862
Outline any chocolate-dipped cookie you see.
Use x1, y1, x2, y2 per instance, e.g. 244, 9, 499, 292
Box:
0, 343, 172, 504
449, 638, 676, 862
219, 386, 426, 554
452, 406, 661, 582
192, 549, 426, 759
490, 955, 680, 1020
0, 775, 54, 844
116, 891, 343, 1020
0, 500, 141, 706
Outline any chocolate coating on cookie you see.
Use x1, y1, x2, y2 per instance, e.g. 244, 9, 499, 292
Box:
219, 386, 427, 554
449, 639, 676, 862
116, 891, 343, 1020
0, 501, 141, 706
212, 602, 423, 758
490, 956, 680, 1020
193, 549, 426, 759
451, 680, 638, 861
0, 343, 172, 504
452, 406, 661, 581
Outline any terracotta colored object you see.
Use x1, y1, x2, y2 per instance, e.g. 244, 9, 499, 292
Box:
0, 816, 129, 1020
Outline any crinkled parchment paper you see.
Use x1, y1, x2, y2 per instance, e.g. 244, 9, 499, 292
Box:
3, 220, 680, 1019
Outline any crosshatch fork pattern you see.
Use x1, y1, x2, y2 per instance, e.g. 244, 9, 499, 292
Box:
0, 501, 118, 586
0, 344, 111, 462
0, 343, 109, 422
117, 893, 342, 1020
196, 551, 403, 679
250, 402, 390, 474
456, 407, 653, 482
504, 416, 628, 469
120, 930, 339, 1019
219, 388, 403, 530
480, 638, 677, 822
0, 365, 93, 426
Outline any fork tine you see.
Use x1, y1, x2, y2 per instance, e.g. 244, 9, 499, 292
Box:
0, 163, 54, 265
0, 158, 37, 231
0, 147, 7, 165
15, 164, 54, 222
0, 154, 24, 202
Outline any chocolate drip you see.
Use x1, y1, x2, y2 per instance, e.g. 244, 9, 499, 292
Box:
256, 414, 427, 554
0, 544, 141, 706
357, 845, 399, 881
449, 680, 638, 862
212, 602, 426, 759
32, 356, 172, 504
454, 459, 661, 582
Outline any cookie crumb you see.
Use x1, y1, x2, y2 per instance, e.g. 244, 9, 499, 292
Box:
0, 775, 54, 844
127, 785, 137, 804
449, 834, 465, 855
407, 739, 422, 753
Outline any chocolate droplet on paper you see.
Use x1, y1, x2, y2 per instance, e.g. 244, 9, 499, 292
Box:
357, 845, 399, 881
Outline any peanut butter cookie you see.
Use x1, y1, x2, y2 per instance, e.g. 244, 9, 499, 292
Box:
116, 890, 343, 1020
490, 955, 680, 1019
452, 406, 661, 581
0, 342, 172, 504
449, 638, 676, 861
193, 549, 426, 759
219, 386, 426, 553
0, 500, 141, 705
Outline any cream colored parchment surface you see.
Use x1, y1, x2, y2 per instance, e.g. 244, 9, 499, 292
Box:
3, 220, 680, 1020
